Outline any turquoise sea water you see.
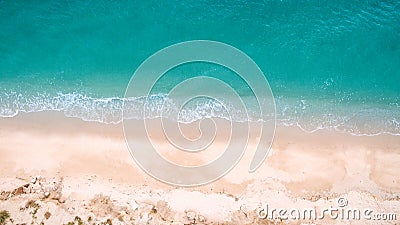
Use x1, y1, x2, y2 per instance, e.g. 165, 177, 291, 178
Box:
0, 0, 399, 135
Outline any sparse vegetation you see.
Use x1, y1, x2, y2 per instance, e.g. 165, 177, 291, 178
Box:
74, 215, 84, 225
104, 218, 112, 225
44, 211, 51, 220
0, 210, 10, 225
24, 200, 40, 224
25, 200, 40, 210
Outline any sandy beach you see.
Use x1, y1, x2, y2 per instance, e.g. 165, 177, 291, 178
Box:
0, 112, 398, 224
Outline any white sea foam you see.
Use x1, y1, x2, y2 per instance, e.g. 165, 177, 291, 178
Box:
0, 92, 399, 136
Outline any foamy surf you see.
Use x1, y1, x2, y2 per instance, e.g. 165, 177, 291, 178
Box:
1, 92, 398, 136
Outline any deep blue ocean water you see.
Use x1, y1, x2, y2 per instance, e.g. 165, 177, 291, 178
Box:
0, 0, 399, 135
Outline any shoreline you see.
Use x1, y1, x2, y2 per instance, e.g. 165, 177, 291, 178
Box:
0, 111, 399, 224
2, 102, 399, 137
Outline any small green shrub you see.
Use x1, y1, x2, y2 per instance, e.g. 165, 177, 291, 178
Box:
0, 210, 10, 225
